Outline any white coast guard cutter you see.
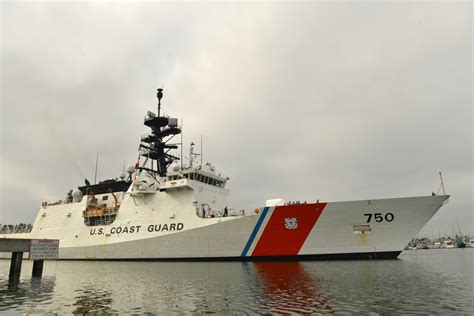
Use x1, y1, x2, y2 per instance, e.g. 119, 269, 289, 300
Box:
2, 90, 450, 260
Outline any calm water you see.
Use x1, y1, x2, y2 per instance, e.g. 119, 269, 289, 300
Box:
0, 249, 473, 314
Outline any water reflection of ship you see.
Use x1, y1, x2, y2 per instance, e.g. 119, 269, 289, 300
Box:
1, 277, 56, 311
252, 262, 333, 314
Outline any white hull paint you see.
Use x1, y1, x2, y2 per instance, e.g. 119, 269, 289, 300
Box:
0, 91, 450, 260
2, 193, 449, 260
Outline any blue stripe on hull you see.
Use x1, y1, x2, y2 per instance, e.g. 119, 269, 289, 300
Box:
241, 207, 269, 257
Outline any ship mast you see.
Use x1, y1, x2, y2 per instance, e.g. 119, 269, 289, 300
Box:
138, 89, 181, 178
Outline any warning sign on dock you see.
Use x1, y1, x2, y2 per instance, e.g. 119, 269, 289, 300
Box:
29, 239, 59, 260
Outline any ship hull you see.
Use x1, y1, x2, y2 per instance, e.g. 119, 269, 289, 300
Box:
55, 251, 402, 261
8, 195, 447, 261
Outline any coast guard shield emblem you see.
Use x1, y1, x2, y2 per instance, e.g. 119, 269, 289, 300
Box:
284, 217, 298, 230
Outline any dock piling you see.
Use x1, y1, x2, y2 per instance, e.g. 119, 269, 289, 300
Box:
1, 238, 59, 283
9, 252, 23, 282
32, 260, 44, 277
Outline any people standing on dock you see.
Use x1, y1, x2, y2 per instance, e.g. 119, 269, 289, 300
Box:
223, 206, 228, 217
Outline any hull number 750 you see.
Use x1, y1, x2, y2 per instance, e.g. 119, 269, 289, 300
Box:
364, 212, 394, 223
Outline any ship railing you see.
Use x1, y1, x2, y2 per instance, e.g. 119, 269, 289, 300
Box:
143, 113, 170, 124
195, 207, 248, 219
144, 112, 170, 121
143, 113, 182, 129
42, 200, 64, 207
83, 207, 119, 217
0, 223, 33, 234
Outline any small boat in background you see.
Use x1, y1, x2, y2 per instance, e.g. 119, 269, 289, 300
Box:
466, 239, 474, 248
442, 240, 455, 249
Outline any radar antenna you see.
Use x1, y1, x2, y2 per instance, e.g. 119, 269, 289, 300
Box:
137, 89, 181, 178
189, 142, 200, 168
157, 88, 163, 117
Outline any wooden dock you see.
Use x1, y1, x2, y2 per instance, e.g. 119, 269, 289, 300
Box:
0, 238, 59, 283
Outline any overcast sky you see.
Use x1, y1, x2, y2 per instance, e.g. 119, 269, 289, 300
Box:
1, 2, 472, 236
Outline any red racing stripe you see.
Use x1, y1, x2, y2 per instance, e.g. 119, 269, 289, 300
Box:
251, 203, 327, 257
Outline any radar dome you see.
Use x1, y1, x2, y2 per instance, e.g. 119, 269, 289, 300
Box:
119, 172, 127, 180
72, 189, 84, 203
127, 165, 135, 174
172, 165, 180, 172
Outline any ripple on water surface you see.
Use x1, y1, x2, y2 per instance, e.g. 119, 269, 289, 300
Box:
0, 249, 473, 314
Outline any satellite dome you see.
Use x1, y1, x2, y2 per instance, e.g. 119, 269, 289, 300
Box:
172, 165, 180, 172
72, 189, 84, 203
119, 172, 127, 180
127, 165, 135, 174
